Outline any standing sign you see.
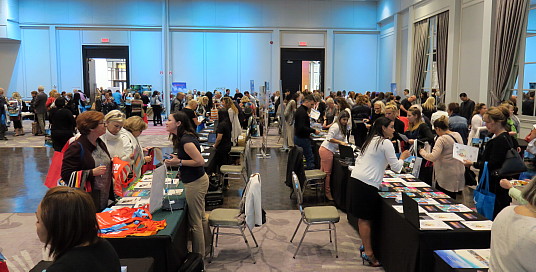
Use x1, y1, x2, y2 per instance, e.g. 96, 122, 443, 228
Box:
171, 82, 187, 95
250, 80, 255, 93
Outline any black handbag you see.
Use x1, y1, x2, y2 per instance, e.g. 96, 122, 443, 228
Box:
493, 135, 527, 177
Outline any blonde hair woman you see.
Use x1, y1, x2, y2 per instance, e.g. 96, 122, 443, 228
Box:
222, 97, 242, 145
100, 110, 128, 161
121, 116, 151, 179
422, 97, 437, 120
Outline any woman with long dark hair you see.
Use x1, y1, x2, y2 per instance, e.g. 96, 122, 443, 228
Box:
49, 97, 76, 151
164, 111, 210, 257
348, 117, 410, 267
319, 110, 349, 200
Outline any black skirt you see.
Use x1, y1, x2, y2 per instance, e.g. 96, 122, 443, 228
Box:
347, 177, 381, 220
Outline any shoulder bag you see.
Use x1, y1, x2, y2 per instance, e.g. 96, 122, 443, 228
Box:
493, 135, 526, 177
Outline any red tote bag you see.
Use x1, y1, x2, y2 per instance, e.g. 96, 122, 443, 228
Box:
44, 141, 71, 188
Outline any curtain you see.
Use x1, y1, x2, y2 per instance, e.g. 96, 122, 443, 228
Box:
412, 19, 430, 100
489, 0, 530, 105
436, 11, 449, 104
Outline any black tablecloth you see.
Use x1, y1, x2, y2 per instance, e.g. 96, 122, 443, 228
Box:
30, 257, 155, 272
334, 160, 491, 272
373, 198, 491, 272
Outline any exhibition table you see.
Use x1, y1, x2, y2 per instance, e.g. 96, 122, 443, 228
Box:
30, 257, 155, 272
333, 160, 491, 272
106, 170, 188, 272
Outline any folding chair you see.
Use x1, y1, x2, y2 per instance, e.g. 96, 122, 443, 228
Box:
220, 139, 251, 186
290, 172, 340, 258
208, 174, 259, 263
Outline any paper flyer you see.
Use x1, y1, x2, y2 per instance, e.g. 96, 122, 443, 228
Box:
310, 108, 321, 120
453, 143, 479, 163
134, 182, 152, 189
379, 192, 400, 198
461, 220, 493, 231
419, 220, 452, 230
413, 198, 440, 205
419, 192, 450, 198
116, 197, 141, 206
436, 204, 473, 213
393, 187, 421, 193
426, 212, 465, 221
383, 178, 405, 183
402, 181, 430, 187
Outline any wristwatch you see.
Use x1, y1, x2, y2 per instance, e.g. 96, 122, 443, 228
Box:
179, 159, 183, 167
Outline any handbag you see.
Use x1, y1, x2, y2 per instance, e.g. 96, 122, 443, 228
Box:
493, 135, 527, 177
473, 162, 495, 219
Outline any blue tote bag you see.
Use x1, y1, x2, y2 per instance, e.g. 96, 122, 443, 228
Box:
473, 162, 496, 219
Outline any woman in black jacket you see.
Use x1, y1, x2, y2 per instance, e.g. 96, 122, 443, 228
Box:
405, 107, 435, 184
464, 106, 519, 219
49, 97, 76, 151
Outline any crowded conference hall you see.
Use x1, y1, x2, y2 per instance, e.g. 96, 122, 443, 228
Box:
1, 0, 536, 271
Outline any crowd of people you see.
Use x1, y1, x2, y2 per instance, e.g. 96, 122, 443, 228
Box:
1, 84, 535, 270
280, 88, 536, 269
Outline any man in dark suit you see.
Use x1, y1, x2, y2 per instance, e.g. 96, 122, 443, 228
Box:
33, 86, 48, 136
294, 94, 319, 170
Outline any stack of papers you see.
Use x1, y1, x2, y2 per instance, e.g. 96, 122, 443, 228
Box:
461, 220, 493, 231
435, 249, 490, 268
426, 213, 464, 221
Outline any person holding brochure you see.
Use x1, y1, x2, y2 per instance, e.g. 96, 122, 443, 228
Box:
419, 116, 465, 198
463, 107, 519, 219
490, 179, 536, 271
348, 117, 410, 267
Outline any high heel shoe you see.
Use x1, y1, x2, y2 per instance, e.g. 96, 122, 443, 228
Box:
361, 252, 381, 267
359, 245, 364, 256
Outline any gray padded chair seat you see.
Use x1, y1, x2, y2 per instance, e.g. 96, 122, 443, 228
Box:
220, 165, 243, 173
209, 208, 241, 226
303, 206, 340, 223
305, 169, 327, 180
231, 146, 245, 154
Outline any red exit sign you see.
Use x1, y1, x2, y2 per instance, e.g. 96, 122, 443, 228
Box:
299, 41, 307, 46
101, 38, 110, 43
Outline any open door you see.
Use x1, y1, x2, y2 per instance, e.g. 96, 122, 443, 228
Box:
280, 48, 325, 95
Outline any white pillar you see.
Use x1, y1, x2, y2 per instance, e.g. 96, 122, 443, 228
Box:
162, 0, 171, 116
479, 0, 496, 105
445, 0, 462, 104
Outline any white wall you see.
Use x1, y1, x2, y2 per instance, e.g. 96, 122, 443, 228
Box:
0, 40, 20, 91
378, 18, 395, 92
333, 32, 378, 93
57, 29, 82, 91
458, 1, 484, 102
129, 30, 162, 91
171, 31, 272, 92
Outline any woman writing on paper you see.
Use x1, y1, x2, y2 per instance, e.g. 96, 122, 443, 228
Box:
418, 116, 465, 198
348, 117, 410, 267
164, 111, 211, 257
319, 110, 350, 201
463, 107, 519, 219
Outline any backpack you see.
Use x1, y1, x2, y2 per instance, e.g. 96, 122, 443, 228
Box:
7, 100, 20, 116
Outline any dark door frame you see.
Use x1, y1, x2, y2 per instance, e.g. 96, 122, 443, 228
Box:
280, 48, 325, 94
82, 45, 130, 99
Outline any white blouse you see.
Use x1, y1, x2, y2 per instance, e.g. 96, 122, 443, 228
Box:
320, 123, 348, 153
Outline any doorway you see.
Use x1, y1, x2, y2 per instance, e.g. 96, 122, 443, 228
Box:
280, 48, 325, 94
82, 45, 129, 103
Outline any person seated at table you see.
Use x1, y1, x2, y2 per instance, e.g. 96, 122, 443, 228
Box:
319, 110, 350, 201
121, 116, 152, 180
348, 117, 410, 267
490, 178, 536, 271
418, 116, 465, 199
213, 109, 232, 188
36, 186, 120, 272
165, 111, 211, 257
61, 111, 113, 211
100, 110, 129, 161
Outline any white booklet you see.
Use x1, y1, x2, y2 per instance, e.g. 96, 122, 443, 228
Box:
420, 220, 453, 230
461, 220, 493, 231
310, 108, 321, 121
402, 181, 430, 187
116, 197, 141, 206
453, 143, 479, 163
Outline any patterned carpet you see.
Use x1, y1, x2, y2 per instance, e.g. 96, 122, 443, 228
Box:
0, 211, 383, 272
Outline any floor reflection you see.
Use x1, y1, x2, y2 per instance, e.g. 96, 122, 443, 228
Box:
0, 147, 51, 213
